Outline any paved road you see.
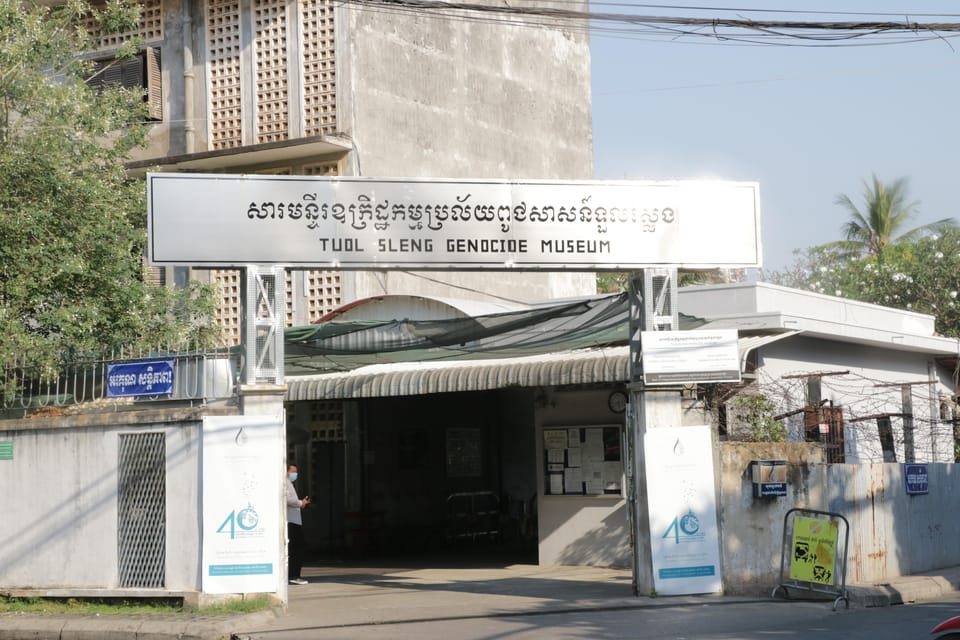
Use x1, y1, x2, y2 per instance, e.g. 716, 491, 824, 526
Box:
240, 591, 960, 640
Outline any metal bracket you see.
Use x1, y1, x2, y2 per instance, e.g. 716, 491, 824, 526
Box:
243, 265, 285, 384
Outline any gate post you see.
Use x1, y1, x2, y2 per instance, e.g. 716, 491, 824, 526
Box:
625, 269, 681, 596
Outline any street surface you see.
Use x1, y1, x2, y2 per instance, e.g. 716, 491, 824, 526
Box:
239, 591, 960, 640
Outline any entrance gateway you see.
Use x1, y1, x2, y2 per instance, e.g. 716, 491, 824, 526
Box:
147, 173, 762, 599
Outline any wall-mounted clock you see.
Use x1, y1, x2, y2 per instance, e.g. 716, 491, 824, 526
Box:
608, 390, 628, 413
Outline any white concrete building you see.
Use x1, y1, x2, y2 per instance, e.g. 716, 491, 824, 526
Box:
682, 282, 960, 464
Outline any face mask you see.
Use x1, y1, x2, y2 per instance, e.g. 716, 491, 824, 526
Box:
289, 472, 298, 482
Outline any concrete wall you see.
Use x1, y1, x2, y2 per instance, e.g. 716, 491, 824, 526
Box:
0, 407, 235, 591
340, 1, 597, 303
719, 442, 960, 594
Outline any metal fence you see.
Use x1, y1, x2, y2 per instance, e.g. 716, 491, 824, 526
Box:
1, 347, 239, 418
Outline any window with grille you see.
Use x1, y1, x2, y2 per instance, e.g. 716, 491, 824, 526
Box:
117, 432, 166, 588
88, 48, 163, 121
205, 0, 337, 145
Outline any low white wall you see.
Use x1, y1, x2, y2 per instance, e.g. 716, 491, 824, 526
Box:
0, 408, 224, 591
539, 496, 629, 566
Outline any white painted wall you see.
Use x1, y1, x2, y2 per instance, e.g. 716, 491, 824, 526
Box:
535, 388, 631, 567
0, 417, 203, 590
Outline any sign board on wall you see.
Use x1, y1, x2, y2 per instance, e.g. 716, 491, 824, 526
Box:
106, 360, 174, 397
645, 425, 723, 595
202, 415, 283, 594
904, 464, 929, 495
147, 174, 761, 270
641, 330, 741, 385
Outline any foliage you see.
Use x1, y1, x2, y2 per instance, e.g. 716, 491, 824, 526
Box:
198, 595, 276, 615
0, 0, 219, 376
596, 269, 746, 293
766, 228, 960, 338
0, 594, 274, 615
731, 394, 786, 442
0, 596, 181, 615
826, 174, 955, 262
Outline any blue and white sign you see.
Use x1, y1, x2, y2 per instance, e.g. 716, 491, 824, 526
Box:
905, 464, 929, 495
645, 425, 723, 595
106, 360, 174, 397
202, 415, 283, 594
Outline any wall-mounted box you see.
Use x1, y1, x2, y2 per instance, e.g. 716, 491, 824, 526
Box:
751, 460, 787, 498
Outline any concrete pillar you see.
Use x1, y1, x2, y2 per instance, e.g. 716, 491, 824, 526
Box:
239, 384, 289, 604
628, 386, 682, 596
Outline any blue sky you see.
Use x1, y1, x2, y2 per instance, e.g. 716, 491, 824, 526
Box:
590, 3, 960, 273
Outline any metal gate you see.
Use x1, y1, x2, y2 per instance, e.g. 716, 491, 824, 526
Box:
117, 432, 166, 588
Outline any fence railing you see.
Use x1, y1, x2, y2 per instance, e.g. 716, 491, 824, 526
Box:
1, 347, 240, 418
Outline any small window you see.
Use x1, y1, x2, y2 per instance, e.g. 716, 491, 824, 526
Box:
88, 47, 162, 121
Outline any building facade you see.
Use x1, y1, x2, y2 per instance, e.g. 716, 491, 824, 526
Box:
99, 0, 596, 345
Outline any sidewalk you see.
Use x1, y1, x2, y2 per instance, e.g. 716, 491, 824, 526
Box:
3, 563, 960, 640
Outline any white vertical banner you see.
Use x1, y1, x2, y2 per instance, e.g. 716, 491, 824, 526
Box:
202, 415, 284, 594
645, 425, 722, 595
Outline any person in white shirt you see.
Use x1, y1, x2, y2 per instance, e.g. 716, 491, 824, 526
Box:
286, 464, 311, 585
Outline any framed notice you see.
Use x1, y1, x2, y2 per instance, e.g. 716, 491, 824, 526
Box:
642, 330, 740, 385
543, 425, 622, 496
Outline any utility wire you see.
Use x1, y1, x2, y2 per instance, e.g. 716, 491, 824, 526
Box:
337, 0, 960, 47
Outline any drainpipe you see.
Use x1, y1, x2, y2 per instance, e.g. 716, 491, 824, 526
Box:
183, 2, 195, 154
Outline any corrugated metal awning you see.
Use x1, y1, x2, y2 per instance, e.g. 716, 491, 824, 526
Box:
285, 330, 802, 401
286, 347, 630, 400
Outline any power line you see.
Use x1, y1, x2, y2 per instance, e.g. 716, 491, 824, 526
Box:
337, 0, 960, 47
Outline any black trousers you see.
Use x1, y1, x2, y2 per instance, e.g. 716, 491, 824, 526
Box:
288, 522, 305, 579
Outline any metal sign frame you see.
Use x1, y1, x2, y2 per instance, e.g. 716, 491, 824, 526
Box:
147, 174, 761, 270
772, 507, 850, 610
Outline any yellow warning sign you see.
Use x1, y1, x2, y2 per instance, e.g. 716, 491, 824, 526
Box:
789, 516, 838, 585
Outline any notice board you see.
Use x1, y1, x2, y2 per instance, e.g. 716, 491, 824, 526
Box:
543, 425, 622, 496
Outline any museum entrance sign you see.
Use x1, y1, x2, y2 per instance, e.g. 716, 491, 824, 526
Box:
147, 174, 761, 270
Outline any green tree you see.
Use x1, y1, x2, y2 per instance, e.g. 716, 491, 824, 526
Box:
0, 0, 218, 375
731, 393, 786, 442
830, 174, 955, 262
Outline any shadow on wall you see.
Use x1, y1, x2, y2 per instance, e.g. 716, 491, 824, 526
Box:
828, 461, 960, 584
720, 442, 960, 591
0, 423, 201, 586
555, 503, 631, 568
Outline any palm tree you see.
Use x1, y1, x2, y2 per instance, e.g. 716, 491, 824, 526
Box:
833, 174, 956, 261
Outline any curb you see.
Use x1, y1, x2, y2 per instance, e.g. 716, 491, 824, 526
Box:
849, 574, 960, 608
0, 608, 281, 640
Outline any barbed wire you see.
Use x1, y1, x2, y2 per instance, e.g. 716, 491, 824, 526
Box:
734, 366, 957, 460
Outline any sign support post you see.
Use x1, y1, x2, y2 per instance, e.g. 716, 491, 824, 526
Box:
625, 269, 682, 596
